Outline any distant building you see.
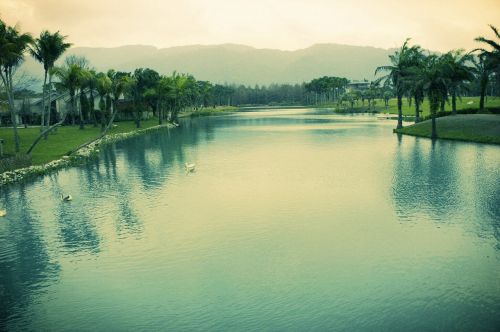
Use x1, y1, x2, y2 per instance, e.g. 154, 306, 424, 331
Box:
346, 80, 371, 92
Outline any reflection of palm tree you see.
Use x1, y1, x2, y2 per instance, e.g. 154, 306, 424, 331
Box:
0, 185, 60, 327
52, 175, 101, 254
391, 139, 460, 222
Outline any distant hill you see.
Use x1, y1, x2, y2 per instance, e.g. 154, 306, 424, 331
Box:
20, 43, 392, 87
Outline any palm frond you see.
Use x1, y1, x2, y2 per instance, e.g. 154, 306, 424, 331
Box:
489, 24, 500, 39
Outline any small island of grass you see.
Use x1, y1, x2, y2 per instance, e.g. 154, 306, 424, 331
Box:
395, 114, 500, 144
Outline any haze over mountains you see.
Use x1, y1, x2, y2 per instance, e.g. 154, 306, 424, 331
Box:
21, 43, 393, 86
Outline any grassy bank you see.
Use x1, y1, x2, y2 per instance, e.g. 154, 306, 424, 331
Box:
0, 118, 161, 165
0, 106, 240, 172
395, 114, 500, 144
186, 106, 238, 117
317, 96, 500, 117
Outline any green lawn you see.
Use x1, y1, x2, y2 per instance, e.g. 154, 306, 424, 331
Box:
0, 118, 161, 165
319, 96, 500, 116
396, 114, 500, 144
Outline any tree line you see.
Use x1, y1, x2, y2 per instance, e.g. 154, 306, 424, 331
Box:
375, 25, 499, 138
1, 18, 499, 156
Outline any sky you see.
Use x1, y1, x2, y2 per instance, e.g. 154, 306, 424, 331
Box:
1, 0, 499, 52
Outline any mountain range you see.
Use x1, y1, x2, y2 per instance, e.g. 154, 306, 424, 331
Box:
20, 43, 393, 87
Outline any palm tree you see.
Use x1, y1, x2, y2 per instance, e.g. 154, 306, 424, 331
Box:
440, 50, 475, 115
29, 30, 71, 133
0, 19, 33, 153
96, 72, 111, 131
414, 55, 448, 139
107, 70, 130, 132
474, 25, 500, 112
403, 50, 426, 123
83, 69, 98, 127
153, 75, 174, 125
375, 39, 422, 129
26, 63, 84, 154
473, 55, 491, 113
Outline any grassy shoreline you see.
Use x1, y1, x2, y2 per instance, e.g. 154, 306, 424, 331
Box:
0, 121, 176, 186
395, 114, 500, 144
315, 96, 500, 117
0, 106, 241, 185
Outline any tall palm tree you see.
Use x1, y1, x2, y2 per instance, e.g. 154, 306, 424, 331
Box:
0, 19, 33, 153
29, 30, 71, 132
375, 39, 422, 129
403, 50, 427, 123
83, 69, 98, 127
414, 55, 448, 139
66, 71, 131, 155
472, 55, 491, 113
96, 72, 112, 131
440, 50, 475, 115
26, 63, 84, 154
474, 25, 500, 112
107, 70, 130, 131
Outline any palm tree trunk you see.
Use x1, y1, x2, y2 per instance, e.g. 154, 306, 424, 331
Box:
41, 69, 47, 132
44, 73, 53, 140
99, 97, 106, 132
5, 71, 21, 153
451, 91, 457, 115
158, 100, 163, 125
396, 94, 403, 129
414, 97, 420, 123
430, 93, 439, 140
479, 78, 487, 113
79, 91, 85, 130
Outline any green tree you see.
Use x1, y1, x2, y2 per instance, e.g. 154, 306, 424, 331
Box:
474, 25, 500, 112
130, 68, 160, 128
0, 19, 33, 153
96, 72, 112, 131
415, 55, 448, 139
29, 30, 71, 133
27, 62, 85, 154
107, 70, 130, 131
375, 39, 421, 129
440, 50, 475, 115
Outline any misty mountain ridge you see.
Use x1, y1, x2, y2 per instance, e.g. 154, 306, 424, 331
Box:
20, 43, 393, 87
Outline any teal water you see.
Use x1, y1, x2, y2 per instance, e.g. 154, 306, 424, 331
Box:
1, 109, 499, 331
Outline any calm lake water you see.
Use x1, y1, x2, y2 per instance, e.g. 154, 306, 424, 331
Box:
1, 109, 499, 331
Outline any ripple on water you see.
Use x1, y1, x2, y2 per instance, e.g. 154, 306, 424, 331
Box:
0, 110, 499, 331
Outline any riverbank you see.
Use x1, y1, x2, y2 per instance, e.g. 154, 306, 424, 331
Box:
0, 120, 175, 186
0, 118, 165, 165
395, 114, 500, 144
0, 106, 242, 186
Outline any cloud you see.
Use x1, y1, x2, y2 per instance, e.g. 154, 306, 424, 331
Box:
0, 0, 499, 51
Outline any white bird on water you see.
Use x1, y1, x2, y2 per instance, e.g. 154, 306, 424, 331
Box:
185, 162, 196, 172
61, 194, 72, 202
0, 209, 6, 217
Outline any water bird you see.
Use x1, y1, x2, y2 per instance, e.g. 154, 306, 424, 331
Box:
61, 194, 72, 202
185, 163, 196, 172
0, 209, 6, 217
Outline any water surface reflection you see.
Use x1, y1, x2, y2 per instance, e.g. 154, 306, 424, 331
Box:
0, 109, 499, 331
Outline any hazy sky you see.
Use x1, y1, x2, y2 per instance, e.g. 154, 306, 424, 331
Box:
1, 0, 499, 51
